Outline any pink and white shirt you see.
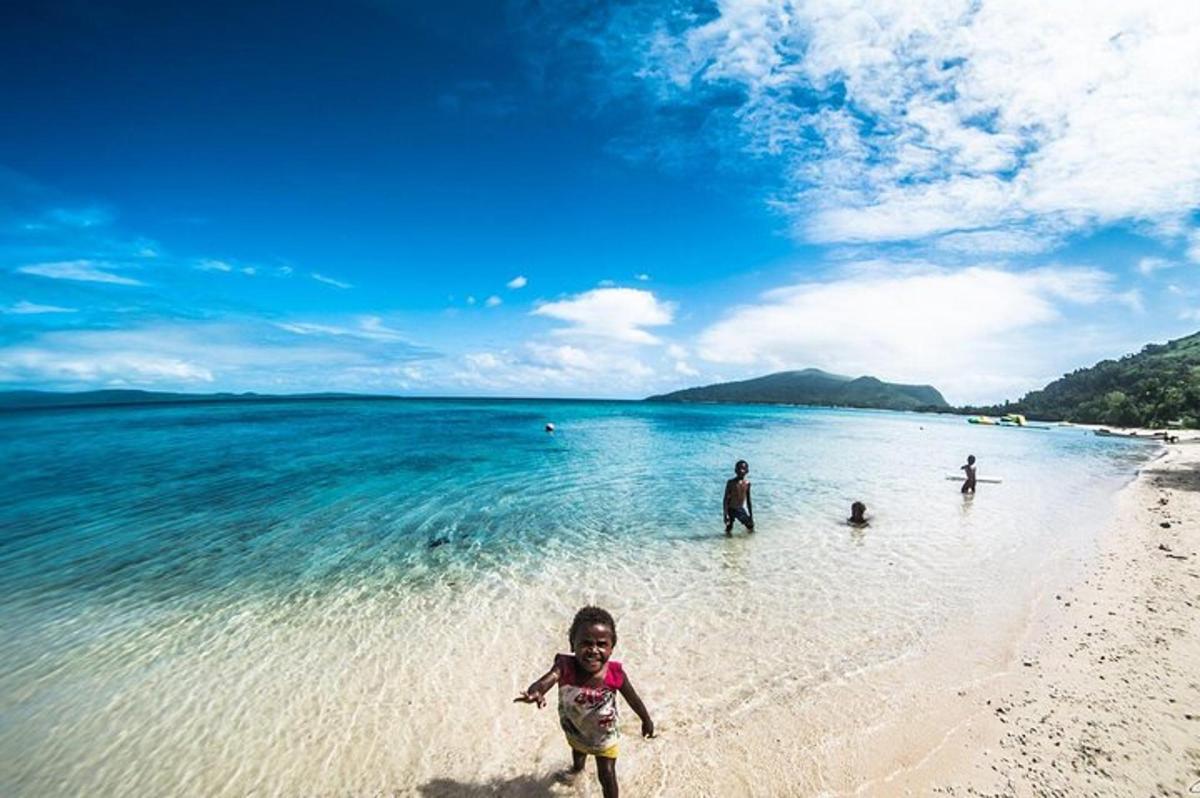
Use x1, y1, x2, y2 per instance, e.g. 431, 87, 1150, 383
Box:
555, 653, 624, 755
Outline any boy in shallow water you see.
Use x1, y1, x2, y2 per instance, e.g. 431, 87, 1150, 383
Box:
848, 501, 869, 526
960, 454, 978, 494
723, 459, 755, 535
515, 606, 654, 798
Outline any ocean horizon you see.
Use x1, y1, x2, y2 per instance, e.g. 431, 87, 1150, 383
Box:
0, 398, 1156, 795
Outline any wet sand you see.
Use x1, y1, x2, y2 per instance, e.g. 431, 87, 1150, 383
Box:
889, 441, 1200, 797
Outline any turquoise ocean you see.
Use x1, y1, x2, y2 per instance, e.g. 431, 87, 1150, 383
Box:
0, 399, 1155, 796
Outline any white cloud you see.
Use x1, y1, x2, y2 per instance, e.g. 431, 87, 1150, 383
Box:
506, 275, 528, 289
695, 263, 1131, 403
451, 342, 658, 396
0, 345, 214, 384
1, 300, 76, 314
532, 287, 674, 344
276, 316, 412, 343
674, 360, 699, 377
635, 273, 651, 281
1115, 289, 1144, 313
466, 295, 477, 305
932, 228, 1056, 255
619, 0, 1200, 246
0, 321, 437, 392
485, 295, 502, 307
17, 260, 144, 286
47, 207, 112, 228
1188, 230, 1200, 263
197, 259, 233, 272
241, 266, 256, 276
1137, 257, 1176, 276
311, 272, 353, 289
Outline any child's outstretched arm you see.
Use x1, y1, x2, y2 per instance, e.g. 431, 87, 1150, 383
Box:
513, 665, 559, 709
618, 677, 655, 738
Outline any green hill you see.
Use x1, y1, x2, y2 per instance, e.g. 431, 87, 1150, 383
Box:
970, 331, 1200, 427
646, 368, 949, 411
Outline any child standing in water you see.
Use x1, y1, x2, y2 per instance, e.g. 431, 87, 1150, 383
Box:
848, 501, 869, 526
515, 606, 654, 798
723, 459, 754, 535
960, 454, 977, 494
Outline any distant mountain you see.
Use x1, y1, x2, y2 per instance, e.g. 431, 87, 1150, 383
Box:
0, 389, 365, 411
646, 368, 949, 411
965, 331, 1200, 427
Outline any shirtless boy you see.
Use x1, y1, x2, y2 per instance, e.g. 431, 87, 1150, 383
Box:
723, 460, 754, 535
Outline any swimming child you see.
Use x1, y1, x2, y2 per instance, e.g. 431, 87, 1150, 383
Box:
960, 454, 977, 494
848, 501, 868, 526
515, 606, 654, 798
723, 459, 754, 535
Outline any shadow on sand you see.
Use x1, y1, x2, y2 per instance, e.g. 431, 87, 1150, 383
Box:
1142, 463, 1200, 493
417, 773, 563, 797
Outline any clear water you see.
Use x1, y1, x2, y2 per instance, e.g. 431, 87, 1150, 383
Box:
0, 399, 1154, 796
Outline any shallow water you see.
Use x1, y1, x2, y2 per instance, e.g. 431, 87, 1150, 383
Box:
0, 399, 1153, 795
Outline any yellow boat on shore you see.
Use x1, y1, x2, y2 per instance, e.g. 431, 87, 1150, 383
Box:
968, 413, 1050, 430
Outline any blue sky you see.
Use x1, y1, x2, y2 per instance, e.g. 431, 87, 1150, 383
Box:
2, 1, 1199, 403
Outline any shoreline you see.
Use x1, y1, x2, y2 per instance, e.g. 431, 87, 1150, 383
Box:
882, 441, 1200, 796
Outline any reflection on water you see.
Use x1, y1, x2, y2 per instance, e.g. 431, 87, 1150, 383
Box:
0, 399, 1152, 795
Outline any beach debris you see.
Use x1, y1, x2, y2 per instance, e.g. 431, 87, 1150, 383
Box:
1165, 553, 1188, 560
1160, 521, 1172, 528
545, 422, 555, 432
1158, 543, 1173, 552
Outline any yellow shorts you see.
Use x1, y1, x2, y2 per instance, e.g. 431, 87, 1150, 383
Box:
567, 736, 618, 759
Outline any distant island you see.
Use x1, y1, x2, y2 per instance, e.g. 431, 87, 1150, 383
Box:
962, 331, 1200, 428
0, 389, 366, 411
645, 368, 949, 411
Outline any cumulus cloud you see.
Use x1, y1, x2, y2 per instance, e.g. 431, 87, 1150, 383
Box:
695, 263, 1134, 403
532, 287, 674, 344
17, 260, 144, 285
506, 275, 528, 289
452, 342, 658, 396
485, 295, 502, 307
1, 300, 76, 314
311, 272, 353, 289
588, 0, 1200, 247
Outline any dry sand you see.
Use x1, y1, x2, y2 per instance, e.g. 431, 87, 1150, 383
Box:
884, 441, 1200, 797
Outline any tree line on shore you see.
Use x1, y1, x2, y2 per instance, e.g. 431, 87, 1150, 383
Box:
956, 332, 1200, 428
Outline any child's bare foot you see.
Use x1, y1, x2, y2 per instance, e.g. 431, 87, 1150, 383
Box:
556, 750, 586, 783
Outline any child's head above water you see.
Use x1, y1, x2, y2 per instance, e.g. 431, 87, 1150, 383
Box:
850, 501, 867, 522
734, 459, 749, 476
568, 605, 617, 676
967, 454, 976, 465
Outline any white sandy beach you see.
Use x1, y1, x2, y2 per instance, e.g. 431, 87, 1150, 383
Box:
877, 440, 1200, 797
